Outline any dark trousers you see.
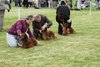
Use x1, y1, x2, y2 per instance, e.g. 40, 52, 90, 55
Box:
46, 1, 49, 7
33, 31, 42, 39
23, 0, 29, 8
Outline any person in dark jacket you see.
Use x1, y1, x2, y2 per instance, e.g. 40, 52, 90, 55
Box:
6, 15, 35, 48
23, 0, 29, 8
56, 1, 72, 35
32, 14, 52, 39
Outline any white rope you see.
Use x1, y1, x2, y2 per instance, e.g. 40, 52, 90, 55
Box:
89, 1, 91, 15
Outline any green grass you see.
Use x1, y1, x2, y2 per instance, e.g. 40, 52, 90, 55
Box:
0, 6, 100, 67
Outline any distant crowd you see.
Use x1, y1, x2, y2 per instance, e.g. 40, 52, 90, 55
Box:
8, 0, 100, 10
8, 0, 59, 9
0, 0, 99, 48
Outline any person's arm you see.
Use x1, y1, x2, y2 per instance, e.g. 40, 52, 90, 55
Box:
67, 6, 70, 17
44, 16, 52, 28
16, 21, 22, 36
56, 7, 59, 14
56, 14, 63, 24
27, 28, 34, 38
63, 5, 70, 20
41, 16, 52, 30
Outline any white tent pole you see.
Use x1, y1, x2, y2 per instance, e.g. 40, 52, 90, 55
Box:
18, 8, 20, 20
89, 1, 91, 15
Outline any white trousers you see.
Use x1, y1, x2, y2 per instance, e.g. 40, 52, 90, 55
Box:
6, 33, 22, 48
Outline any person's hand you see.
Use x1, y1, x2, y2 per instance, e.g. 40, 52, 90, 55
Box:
60, 23, 63, 27
41, 26, 46, 31
39, 30, 42, 33
41, 23, 47, 30
19, 33, 25, 40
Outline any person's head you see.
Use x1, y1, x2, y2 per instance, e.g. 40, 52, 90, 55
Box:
60, 1, 66, 5
26, 15, 33, 24
34, 14, 41, 22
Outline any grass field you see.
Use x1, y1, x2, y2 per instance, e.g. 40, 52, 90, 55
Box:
0, 6, 100, 67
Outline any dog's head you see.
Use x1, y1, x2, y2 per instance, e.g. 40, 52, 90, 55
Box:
41, 30, 49, 40
48, 31, 56, 39
19, 33, 29, 42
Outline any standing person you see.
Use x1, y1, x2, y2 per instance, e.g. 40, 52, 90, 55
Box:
96, 0, 100, 10
33, 0, 40, 9
0, 0, 11, 31
75, 0, 81, 10
52, 0, 58, 8
14, 0, 19, 6
32, 14, 52, 39
45, 0, 49, 7
6, 15, 35, 48
56, 1, 72, 35
28, 0, 33, 7
70, 0, 73, 9
8, 0, 12, 3
65, 0, 71, 9
23, 0, 29, 8
18, 0, 22, 7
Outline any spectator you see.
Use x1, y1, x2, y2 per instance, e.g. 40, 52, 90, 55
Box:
0, 0, 11, 31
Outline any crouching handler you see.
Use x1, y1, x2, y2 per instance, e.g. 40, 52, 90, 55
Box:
32, 14, 55, 40
56, 1, 75, 35
6, 15, 37, 48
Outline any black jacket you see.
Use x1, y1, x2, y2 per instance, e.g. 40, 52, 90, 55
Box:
56, 5, 70, 22
56, 5, 71, 34
32, 14, 52, 38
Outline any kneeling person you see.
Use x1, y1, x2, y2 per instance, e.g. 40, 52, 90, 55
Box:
32, 14, 54, 39
6, 15, 37, 48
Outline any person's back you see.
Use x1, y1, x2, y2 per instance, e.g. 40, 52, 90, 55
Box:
56, 5, 70, 19
56, 0, 70, 19
56, 1, 72, 34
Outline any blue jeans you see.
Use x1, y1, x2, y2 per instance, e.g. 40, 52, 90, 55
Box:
6, 33, 22, 48
14, 0, 19, 6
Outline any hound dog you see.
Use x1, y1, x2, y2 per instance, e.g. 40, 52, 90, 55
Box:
19, 33, 38, 48
41, 29, 56, 40
60, 22, 75, 35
